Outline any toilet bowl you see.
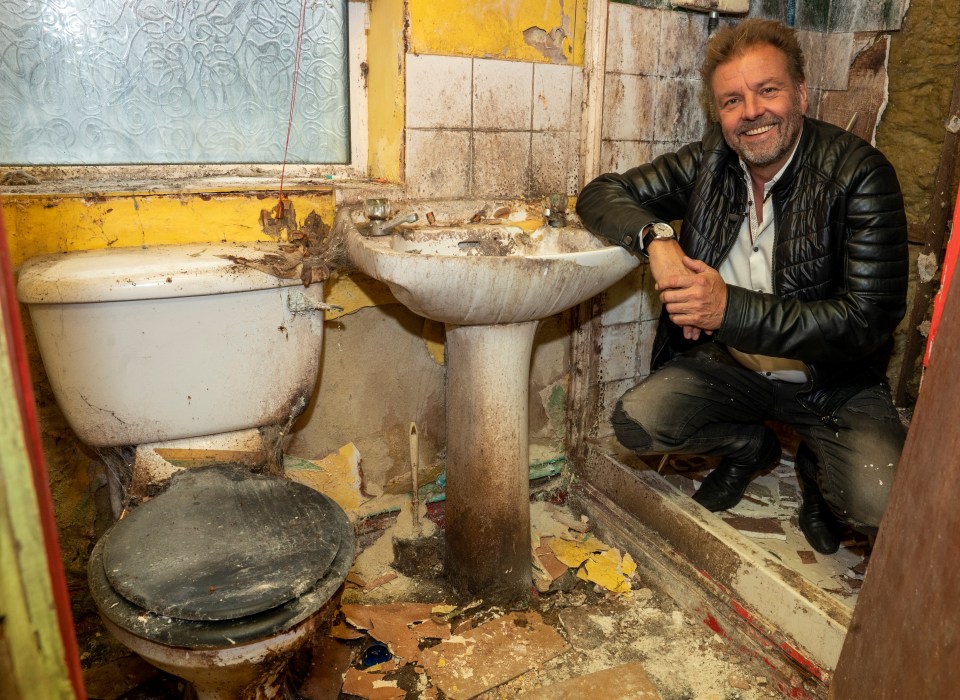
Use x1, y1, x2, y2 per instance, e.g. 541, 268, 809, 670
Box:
88, 464, 354, 699
17, 242, 353, 699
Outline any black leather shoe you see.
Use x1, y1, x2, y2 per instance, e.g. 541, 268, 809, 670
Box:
692, 435, 781, 512
795, 443, 845, 554
798, 473, 844, 555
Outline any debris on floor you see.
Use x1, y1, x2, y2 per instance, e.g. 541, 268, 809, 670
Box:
419, 611, 568, 699
341, 602, 446, 662
517, 660, 661, 699
82, 494, 783, 699
658, 446, 872, 602
312, 495, 781, 699
342, 667, 407, 700
532, 501, 638, 595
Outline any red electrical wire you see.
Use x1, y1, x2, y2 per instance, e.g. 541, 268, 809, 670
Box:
277, 0, 309, 218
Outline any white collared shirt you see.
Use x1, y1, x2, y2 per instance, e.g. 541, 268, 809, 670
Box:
718, 138, 810, 383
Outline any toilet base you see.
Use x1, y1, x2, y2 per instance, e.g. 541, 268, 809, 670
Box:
101, 594, 338, 700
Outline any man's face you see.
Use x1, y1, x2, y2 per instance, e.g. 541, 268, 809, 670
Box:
711, 43, 808, 181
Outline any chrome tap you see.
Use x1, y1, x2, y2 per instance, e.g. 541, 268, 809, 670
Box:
368, 211, 419, 236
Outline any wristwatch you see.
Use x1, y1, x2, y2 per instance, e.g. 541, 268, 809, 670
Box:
640, 221, 676, 255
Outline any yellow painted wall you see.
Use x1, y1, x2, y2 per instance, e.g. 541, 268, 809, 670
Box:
1, 189, 335, 267
1, 189, 399, 327
408, 0, 587, 65
366, 0, 406, 182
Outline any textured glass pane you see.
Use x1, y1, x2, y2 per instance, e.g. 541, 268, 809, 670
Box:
0, 0, 349, 165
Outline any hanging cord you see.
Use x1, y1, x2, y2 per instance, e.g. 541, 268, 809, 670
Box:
277, 0, 309, 220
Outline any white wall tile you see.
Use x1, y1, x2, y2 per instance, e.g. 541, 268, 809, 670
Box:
533, 63, 574, 131
659, 10, 708, 79
795, 30, 825, 90
599, 377, 637, 439
565, 129, 582, 195
599, 139, 652, 175
606, 4, 660, 76
473, 131, 531, 197
650, 140, 689, 160
601, 268, 646, 327
818, 32, 855, 92
570, 66, 584, 128
654, 77, 707, 143
639, 265, 662, 323
531, 131, 568, 197
405, 129, 471, 198
599, 322, 640, 383
637, 318, 658, 378
601, 73, 655, 141
473, 59, 533, 130
406, 54, 472, 129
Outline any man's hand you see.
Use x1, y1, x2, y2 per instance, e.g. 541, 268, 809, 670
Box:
656, 256, 727, 332
645, 240, 709, 340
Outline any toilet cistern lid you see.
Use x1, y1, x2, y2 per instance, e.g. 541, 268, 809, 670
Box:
16, 242, 302, 305
101, 465, 344, 622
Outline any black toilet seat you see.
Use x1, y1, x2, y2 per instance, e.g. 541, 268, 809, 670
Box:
89, 465, 355, 649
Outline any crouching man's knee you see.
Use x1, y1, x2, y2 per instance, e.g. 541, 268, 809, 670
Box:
612, 401, 653, 453
825, 461, 897, 535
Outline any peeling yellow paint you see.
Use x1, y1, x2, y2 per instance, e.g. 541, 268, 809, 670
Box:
2, 191, 335, 267
422, 319, 446, 365
408, 0, 586, 65
576, 548, 633, 594
325, 272, 398, 319
548, 534, 610, 568
285, 444, 365, 516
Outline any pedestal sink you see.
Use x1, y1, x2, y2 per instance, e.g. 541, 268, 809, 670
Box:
338, 198, 639, 601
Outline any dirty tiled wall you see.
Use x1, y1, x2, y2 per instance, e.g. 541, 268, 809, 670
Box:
405, 56, 584, 199
402, 0, 587, 199
600, 5, 709, 173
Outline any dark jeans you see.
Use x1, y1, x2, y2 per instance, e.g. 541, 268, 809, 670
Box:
613, 343, 905, 532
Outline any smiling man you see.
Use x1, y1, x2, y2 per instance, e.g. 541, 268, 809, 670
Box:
576, 19, 908, 554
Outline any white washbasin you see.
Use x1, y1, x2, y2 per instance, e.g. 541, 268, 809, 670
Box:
339, 197, 640, 601
339, 199, 639, 325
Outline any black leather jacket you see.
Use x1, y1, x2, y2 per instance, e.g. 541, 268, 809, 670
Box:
576, 117, 908, 422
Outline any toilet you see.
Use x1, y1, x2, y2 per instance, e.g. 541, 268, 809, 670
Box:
16, 242, 354, 700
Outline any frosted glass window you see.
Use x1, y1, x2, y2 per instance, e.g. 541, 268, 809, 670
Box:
0, 0, 349, 165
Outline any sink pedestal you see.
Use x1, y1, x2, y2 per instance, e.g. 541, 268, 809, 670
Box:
444, 321, 538, 602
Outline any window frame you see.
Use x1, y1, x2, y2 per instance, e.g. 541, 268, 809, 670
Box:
0, 1, 369, 190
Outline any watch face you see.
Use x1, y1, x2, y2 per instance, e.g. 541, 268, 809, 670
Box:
653, 222, 674, 239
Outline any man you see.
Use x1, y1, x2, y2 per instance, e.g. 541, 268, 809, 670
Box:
576, 18, 908, 554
